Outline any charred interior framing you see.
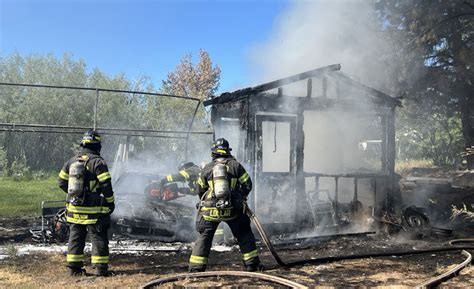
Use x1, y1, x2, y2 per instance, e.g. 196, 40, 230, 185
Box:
205, 64, 401, 233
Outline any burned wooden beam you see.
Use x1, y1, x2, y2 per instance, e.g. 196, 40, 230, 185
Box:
332, 72, 401, 106
204, 64, 341, 106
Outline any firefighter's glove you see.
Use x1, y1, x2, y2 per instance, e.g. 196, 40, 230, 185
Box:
159, 178, 167, 187
107, 202, 115, 214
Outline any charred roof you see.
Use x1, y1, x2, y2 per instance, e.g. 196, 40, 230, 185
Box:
204, 64, 401, 107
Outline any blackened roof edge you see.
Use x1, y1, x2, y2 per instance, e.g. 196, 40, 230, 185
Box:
204, 64, 400, 107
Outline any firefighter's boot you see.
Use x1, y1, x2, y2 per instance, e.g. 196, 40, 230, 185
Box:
245, 263, 264, 272
68, 267, 86, 276
188, 265, 206, 273
93, 265, 111, 277
245, 257, 264, 272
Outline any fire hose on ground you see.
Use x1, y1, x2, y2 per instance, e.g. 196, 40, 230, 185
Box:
246, 204, 474, 267
415, 249, 472, 289
142, 206, 474, 288
141, 271, 309, 289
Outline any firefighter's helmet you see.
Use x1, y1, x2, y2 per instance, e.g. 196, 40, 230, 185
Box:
212, 138, 232, 156
80, 129, 101, 146
178, 161, 195, 171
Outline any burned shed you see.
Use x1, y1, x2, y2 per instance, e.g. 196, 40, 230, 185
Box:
204, 64, 401, 234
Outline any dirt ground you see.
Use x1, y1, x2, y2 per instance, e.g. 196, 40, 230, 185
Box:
1, 217, 473, 288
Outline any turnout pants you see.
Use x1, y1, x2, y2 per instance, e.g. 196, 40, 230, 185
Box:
66, 216, 110, 270
189, 212, 259, 271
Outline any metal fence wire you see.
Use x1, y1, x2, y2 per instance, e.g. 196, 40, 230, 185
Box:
0, 82, 214, 174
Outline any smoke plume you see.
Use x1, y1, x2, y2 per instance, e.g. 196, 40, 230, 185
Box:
249, 0, 397, 92
248, 0, 403, 234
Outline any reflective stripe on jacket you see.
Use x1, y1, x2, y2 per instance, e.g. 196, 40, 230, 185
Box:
65, 203, 110, 224
58, 148, 114, 225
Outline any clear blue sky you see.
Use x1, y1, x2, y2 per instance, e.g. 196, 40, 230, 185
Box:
0, 0, 290, 93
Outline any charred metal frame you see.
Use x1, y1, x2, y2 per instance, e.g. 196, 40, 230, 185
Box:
0, 82, 212, 159
205, 64, 400, 232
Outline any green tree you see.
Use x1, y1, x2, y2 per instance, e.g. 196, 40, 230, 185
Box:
161, 49, 221, 100
152, 49, 220, 161
377, 0, 473, 167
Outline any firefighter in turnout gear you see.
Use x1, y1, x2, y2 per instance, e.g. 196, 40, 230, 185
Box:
58, 130, 115, 276
159, 161, 200, 195
189, 138, 263, 272
159, 161, 226, 244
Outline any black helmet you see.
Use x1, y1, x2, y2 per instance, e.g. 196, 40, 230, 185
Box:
80, 129, 101, 146
211, 138, 232, 156
178, 161, 195, 171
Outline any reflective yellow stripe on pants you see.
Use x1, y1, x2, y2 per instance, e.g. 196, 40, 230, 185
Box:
67, 254, 84, 262
189, 255, 208, 265
242, 249, 258, 261
91, 255, 109, 264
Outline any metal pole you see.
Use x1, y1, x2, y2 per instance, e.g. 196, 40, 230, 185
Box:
93, 89, 99, 130
0, 82, 201, 101
334, 176, 339, 230
184, 101, 201, 160
0, 128, 188, 139
353, 178, 358, 213
0, 122, 212, 135
314, 176, 320, 201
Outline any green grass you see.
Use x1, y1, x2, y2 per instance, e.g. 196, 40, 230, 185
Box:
0, 176, 65, 217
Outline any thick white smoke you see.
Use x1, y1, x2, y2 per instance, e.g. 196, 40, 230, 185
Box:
247, 0, 400, 234
249, 0, 396, 92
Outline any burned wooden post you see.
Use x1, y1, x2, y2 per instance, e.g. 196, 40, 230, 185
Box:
307, 78, 312, 98
322, 76, 327, 99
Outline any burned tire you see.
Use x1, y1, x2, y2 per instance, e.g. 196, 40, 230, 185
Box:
402, 206, 431, 238
405, 214, 427, 228
403, 207, 430, 229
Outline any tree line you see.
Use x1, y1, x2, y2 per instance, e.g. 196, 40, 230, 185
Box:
0, 51, 220, 176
